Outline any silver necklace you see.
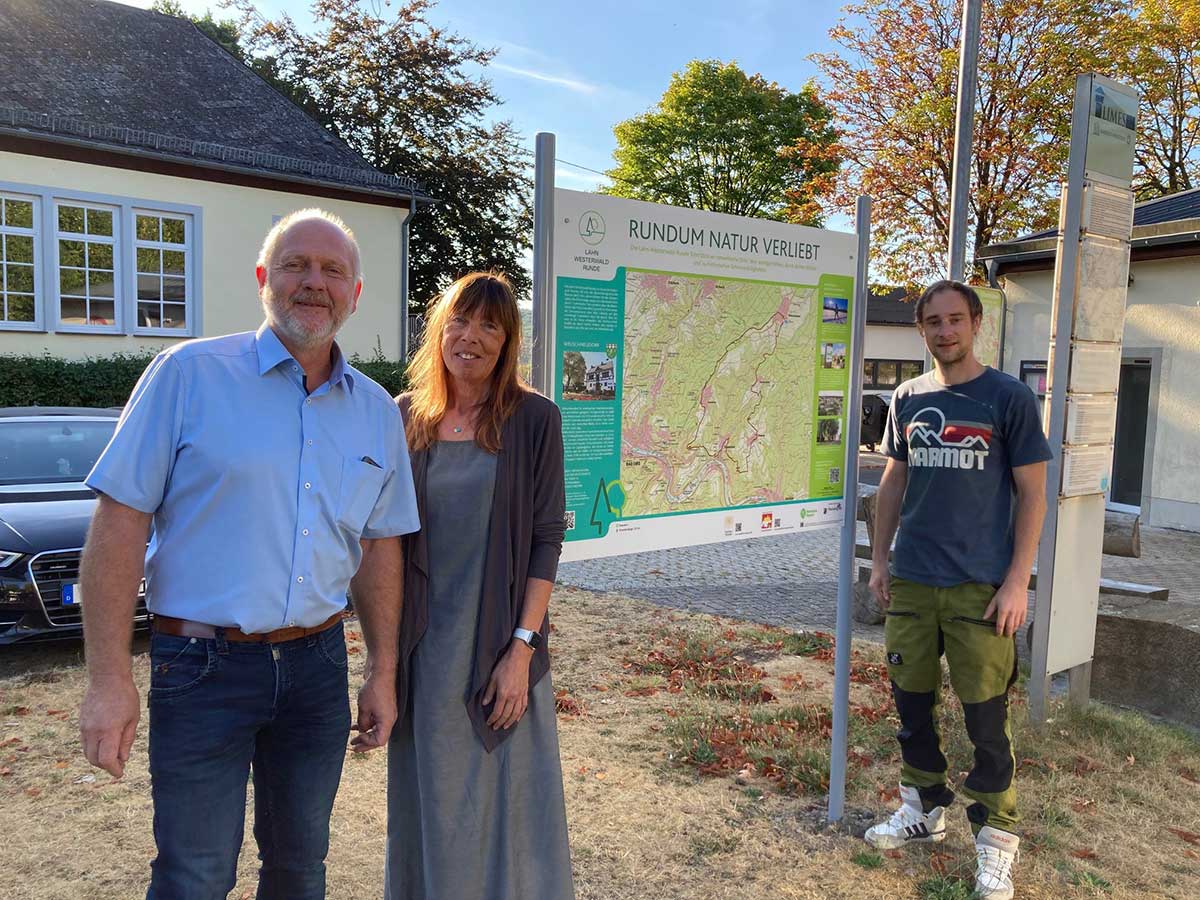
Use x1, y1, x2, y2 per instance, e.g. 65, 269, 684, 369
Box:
453, 426, 463, 433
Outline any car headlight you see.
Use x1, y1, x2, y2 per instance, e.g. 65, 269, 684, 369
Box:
0, 550, 24, 570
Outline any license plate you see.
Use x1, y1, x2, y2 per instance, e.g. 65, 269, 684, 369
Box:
62, 583, 82, 606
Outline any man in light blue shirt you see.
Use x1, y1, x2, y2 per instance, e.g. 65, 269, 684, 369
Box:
78, 208, 419, 900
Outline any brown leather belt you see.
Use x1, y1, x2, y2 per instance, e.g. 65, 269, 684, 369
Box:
151, 612, 343, 644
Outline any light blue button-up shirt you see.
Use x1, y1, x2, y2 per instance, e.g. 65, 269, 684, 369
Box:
87, 323, 420, 633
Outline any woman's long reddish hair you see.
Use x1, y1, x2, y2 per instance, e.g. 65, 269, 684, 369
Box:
405, 271, 528, 453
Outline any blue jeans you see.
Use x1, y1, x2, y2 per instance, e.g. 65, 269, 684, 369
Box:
145, 621, 352, 900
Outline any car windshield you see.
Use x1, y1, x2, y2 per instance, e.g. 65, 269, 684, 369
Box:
0, 420, 117, 486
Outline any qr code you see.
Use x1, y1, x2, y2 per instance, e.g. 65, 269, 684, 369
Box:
564, 510, 576, 531
829, 467, 841, 485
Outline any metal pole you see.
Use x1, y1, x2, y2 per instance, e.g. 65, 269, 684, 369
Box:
399, 202, 411, 363
1030, 75, 1093, 724
947, 0, 982, 281
531, 133, 556, 394
829, 195, 871, 824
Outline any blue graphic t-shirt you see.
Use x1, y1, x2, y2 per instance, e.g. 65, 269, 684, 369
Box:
881, 367, 1053, 588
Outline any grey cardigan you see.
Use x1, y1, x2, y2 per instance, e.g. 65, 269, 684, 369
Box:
395, 390, 566, 752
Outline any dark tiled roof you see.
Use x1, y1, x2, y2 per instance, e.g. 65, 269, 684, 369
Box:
866, 288, 914, 325
1007, 186, 1200, 243
1135, 186, 1200, 225
0, 0, 421, 198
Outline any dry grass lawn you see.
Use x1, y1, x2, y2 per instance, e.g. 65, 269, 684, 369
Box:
1, 585, 1198, 899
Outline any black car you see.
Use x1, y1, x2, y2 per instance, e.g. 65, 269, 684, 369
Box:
0, 407, 148, 644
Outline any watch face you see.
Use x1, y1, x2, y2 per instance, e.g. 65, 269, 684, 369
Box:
528, 630, 544, 650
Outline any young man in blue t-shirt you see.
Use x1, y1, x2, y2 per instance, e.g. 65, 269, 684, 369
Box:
865, 281, 1052, 900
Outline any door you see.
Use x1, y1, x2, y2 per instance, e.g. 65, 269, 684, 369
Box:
1109, 359, 1151, 508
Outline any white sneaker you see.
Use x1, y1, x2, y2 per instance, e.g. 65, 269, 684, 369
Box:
974, 826, 1019, 900
864, 784, 947, 849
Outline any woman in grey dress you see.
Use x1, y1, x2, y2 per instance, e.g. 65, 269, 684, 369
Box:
388, 271, 574, 900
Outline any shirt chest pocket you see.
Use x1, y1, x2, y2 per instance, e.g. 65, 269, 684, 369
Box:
336, 456, 387, 534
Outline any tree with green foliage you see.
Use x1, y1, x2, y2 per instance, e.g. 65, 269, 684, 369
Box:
561, 351, 586, 394
603, 60, 839, 225
814, 0, 1128, 287
155, 0, 531, 308
230, 0, 532, 307
1121, 0, 1200, 199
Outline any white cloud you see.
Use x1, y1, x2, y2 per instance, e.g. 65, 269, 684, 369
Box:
490, 62, 600, 95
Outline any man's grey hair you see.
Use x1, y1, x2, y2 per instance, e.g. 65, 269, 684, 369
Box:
257, 208, 362, 283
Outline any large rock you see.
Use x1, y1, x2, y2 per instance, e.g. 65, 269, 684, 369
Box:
1091, 613, 1200, 728
853, 569, 884, 626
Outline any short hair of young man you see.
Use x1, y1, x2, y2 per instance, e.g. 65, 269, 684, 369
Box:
914, 280, 983, 324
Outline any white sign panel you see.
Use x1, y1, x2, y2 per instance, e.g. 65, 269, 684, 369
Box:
1068, 341, 1122, 394
1084, 77, 1139, 187
1045, 493, 1106, 672
550, 189, 859, 561
1061, 444, 1114, 497
1082, 182, 1135, 240
1065, 395, 1118, 446
1074, 236, 1131, 343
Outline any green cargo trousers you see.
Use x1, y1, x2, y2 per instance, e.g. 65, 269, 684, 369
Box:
884, 577, 1020, 835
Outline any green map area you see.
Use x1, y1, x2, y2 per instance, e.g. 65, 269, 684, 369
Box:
620, 269, 817, 516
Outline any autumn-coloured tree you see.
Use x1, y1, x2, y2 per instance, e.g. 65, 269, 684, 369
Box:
603, 60, 839, 225
813, 0, 1125, 287
1122, 0, 1200, 199
229, 0, 532, 305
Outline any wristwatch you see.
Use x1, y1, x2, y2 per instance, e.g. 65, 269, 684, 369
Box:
513, 627, 543, 650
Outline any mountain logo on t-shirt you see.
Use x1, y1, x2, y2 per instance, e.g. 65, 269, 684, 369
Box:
904, 406, 993, 471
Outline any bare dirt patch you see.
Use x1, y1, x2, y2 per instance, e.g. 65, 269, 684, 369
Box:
1, 587, 1197, 899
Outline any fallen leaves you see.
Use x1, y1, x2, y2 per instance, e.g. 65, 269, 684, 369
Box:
554, 689, 584, 717
1071, 849, 1099, 860
1167, 827, 1200, 846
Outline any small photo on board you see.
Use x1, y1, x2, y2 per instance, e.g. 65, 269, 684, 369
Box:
562, 349, 616, 401
818, 391, 844, 417
817, 418, 842, 444
822, 342, 847, 369
822, 296, 848, 324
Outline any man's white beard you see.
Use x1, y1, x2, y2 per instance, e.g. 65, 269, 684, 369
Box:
262, 289, 348, 349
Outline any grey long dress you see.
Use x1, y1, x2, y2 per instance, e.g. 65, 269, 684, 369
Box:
385, 439, 575, 900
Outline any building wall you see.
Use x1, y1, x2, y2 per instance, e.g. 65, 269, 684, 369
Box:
0, 150, 407, 362
1001, 255, 1200, 530
865, 323, 924, 362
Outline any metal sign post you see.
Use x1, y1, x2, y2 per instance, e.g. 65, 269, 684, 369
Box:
828, 195, 871, 824
531, 132, 556, 395
1029, 75, 1138, 723
946, 0, 982, 282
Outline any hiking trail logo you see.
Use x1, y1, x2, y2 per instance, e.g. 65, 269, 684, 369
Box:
579, 210, 606, 246
904, 407, 992, 471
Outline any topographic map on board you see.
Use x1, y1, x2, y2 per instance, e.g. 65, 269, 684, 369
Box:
620, 270, 818, 516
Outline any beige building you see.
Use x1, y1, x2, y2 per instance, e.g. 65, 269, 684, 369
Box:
978, 188, 1200, 531
0, 0, 427, 363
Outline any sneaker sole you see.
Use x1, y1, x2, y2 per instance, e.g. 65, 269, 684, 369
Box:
864, 830, 946, 850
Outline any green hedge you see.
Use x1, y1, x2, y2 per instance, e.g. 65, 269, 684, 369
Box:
0, 348, 408, 408
0, 351, 159, 408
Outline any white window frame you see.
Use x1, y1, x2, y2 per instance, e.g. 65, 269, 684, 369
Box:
0, 180, 202, 338
0, 190, 44, 332
131, 208, 196, 338
52, 198, 123, 335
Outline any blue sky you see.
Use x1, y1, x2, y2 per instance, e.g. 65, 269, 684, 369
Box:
117, 1, 856, 197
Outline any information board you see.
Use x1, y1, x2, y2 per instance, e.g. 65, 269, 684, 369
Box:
551, 189, 858, 561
